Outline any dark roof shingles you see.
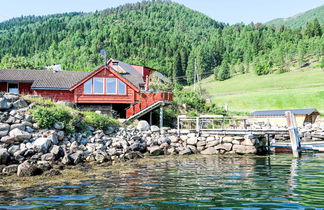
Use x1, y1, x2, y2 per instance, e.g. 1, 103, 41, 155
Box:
111, 59, 144, 88
0, 69, 90, 89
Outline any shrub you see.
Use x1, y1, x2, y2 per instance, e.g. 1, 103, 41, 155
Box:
31, 105, 83, 133
83, 112, 120, 130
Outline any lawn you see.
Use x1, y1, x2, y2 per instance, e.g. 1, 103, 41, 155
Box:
198, 69, 324, 113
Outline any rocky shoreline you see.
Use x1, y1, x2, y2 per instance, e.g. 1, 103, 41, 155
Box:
0, 93, 268, 177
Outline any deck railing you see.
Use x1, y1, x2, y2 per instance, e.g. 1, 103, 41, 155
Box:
126, 91, 173, 118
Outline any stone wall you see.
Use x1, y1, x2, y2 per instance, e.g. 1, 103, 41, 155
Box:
0, 93, 267, 177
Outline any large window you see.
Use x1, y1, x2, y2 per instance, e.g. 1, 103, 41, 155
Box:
84, 79, 92, 94
106, 78, 117, 94
118, 80, 126, 95
93, 78, 104, 94
83, 77, 127, 95
8, 83, 19, 94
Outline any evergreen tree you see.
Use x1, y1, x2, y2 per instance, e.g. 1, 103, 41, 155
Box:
217, 63, 230, 81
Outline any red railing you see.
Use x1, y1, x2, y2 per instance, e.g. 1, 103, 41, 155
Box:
126, 92, 173, 118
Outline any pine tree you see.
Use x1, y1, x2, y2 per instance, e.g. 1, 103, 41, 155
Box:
217, 63, 230, 81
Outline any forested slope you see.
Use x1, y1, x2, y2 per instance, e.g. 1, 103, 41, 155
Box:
0, 0, 323, 84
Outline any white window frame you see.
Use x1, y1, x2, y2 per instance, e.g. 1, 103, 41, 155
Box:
117, 79, 127, 95
84, 79, 93, 94
7, 83, 19, 94
106, 78, 117, 95
93, 77, 104, 94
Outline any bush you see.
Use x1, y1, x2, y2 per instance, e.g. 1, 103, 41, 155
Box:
83, 112, 120, 130
31, 105, 83, 133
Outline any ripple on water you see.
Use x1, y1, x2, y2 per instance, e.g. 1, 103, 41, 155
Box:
2, 154, 324, 209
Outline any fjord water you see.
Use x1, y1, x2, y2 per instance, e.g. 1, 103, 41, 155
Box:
1, 154, 324, 209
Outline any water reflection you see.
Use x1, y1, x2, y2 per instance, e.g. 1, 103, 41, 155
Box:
0, 154, 324, 209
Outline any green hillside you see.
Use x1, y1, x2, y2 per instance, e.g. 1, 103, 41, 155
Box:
198, 64, 324, 113
267, 5, 324, 28
0, 0, 323, 84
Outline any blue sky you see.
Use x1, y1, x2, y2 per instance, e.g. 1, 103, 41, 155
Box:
1, 0, 323, 24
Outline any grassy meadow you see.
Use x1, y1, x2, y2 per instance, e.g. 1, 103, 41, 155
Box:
198, 68, 324, 114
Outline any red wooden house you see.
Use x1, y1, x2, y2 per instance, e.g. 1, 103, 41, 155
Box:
0, 59, 173, 120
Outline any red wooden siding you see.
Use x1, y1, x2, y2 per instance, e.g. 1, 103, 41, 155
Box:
19, 83, 33, 94
34, 90, 74, 102
0, 82, 32, 94
73, 69, 137, 104
0, 82, 7, 92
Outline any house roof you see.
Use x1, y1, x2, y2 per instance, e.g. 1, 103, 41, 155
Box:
110, 59, 144, 88
0, 69, 90, 90
251, 109, 320, 116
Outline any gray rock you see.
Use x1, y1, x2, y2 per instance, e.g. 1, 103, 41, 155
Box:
187, 137, 198, 145
0, 98, 11, 110
179, 148, 192, 155
0, 123, 10, 137
54, 122, 64, 130
33, 138, 52, 153
49, 134, 58, 145
150, 125, 160, 132
206, 140, 219, 148
215, 143, 233, 151
57, 131, 65, 140
17, 161, 42, 177
104, 127, 114, 135
41, 153, 56, 161
56, 101, 75, 108
0, 136, 15, 144
232, 145, 257, 154
197, 141, 206, 147
8, 145, 20, 154
159, 137, 171, 144
62, 155, 72, 165
148, 146, 163, 156
9, 128, 31, 141
2, 164, 18, 175
94, 152, 108, 163
0, 149, 10, 164
222, 136, 235, 143
4, 94, 19, 101
70, 152, 83, 164
137, 120, 150, 131
10, 123, 26, 131
13, 99, 28, 109
201, 147, 217, 155
70, 141, 79, 152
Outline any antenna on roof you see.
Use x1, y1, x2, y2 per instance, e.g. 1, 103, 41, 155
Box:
100, 49, 107, 75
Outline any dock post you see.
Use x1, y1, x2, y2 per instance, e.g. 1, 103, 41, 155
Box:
285, 111, 301, 158
196, 117, 200, 134
159, 106, 163, 129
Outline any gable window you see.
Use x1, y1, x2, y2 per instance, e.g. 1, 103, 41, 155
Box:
93, 78, 104, 94
84, 79, 92, 94
8, 83, 19, 94
106, 78, 117, 94
118, 79, 126, 95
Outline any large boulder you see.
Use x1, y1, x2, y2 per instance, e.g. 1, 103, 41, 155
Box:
12, 99, 28, 109
200, 147, 217, 155
2, 164, 19, 175
9, 128, 31, 141
0, 149, 10, 164
148, 146, 163, 156
187, 137, 198, 145
215, 143, 233, 151
33, 138, 52, 153
0, 123, 10, 137
17, 161, 42, 177
137, 120, 150, 131
232, 145, 257, 154
0, 98, 11, 110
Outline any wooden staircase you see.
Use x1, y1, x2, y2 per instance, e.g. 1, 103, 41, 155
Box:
125, 92, 173, 122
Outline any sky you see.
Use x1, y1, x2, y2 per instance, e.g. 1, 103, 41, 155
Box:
0, 0, 323, 24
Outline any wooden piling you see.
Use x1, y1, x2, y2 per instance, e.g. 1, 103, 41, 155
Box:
285, 111, 301, 158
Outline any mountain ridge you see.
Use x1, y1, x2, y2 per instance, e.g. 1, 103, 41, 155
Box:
267, 4, 324, 28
